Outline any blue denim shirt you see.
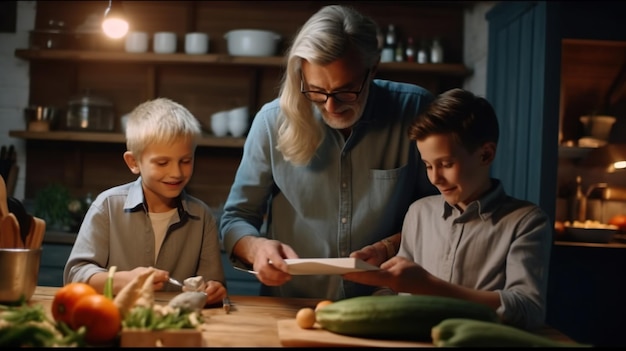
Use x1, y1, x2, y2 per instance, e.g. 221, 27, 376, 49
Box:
220, 79, 436, 300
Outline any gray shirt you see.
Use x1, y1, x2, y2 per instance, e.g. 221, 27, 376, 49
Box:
398, 179, 551, 330
220, 80, 436, 300
64, 177, 226, 290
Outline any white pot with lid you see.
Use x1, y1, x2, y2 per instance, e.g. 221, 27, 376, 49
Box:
64, 91, 115, 132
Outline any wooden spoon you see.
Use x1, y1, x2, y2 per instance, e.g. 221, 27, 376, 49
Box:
26, 216, 46, 249
0, 213, 22, 248
0, 175, 8, 218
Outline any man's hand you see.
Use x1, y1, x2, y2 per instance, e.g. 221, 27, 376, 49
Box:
235, 236, 299, 286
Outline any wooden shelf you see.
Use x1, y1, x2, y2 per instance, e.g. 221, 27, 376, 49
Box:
558, 145, 595, 159
14, 49, 472, 77
9, 130, 245, 148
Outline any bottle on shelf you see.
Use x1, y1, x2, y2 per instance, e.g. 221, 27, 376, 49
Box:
395, 40, 404, 62
405, 37, 416, 62
417, 39, 428, 64
569, 175, 584, 222
381, 24, 396, 63
430, 37, 444, 63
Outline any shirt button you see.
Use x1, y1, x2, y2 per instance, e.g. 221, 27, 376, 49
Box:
342, 182, 347, 188
341, 217, 347, 224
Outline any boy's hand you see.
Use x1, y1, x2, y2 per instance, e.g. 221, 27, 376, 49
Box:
204, 280, 227, 305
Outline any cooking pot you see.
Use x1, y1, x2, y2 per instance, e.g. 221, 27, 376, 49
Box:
64, 91, 115, 132
224, 29, 281, 57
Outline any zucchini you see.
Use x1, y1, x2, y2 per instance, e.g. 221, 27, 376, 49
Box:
431, 318, 593, 347
315, 295, 498, 341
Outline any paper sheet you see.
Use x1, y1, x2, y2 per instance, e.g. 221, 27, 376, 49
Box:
283, 258, 380, 275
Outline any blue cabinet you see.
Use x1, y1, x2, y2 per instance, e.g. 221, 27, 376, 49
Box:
220, 253, 260, 296
485, 1, 560, 221
38, 243, 72, 287
37, 241, 260, 296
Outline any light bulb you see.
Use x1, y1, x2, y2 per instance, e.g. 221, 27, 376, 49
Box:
102, 17, 128, 38
613, 160, 626, 170
102, 0, 128, 39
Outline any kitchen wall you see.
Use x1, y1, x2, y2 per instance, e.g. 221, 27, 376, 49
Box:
0, 1, 494, 201
0, 1, 33, 200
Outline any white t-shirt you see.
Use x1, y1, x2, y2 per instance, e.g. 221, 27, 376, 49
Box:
149, 208, 177, 263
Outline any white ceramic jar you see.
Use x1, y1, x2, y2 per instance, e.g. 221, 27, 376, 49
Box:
125, 31, 149, 53
228, 106, 249, 137
210, 111, 229, 137
153, 32, 177, 54
185, 32, 209, 54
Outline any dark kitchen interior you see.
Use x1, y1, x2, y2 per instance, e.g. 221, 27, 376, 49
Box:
1, 1, 626, 347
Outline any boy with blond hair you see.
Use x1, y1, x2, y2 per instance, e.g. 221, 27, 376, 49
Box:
65, 98, 227, 305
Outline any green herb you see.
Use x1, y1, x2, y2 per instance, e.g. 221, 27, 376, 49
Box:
0, 302, 86, 347
122, 306, 203, 331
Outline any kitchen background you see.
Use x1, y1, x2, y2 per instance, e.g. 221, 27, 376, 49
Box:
1, 1, 626, 347
0, 1, 493, 204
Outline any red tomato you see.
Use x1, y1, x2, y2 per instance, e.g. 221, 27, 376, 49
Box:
51, 282, 97, 328
71, 294, 121, 345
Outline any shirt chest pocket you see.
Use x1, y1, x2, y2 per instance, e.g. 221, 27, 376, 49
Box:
367, 165, 409, 208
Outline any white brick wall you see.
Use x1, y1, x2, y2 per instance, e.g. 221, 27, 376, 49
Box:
462, 1, 496, 97
0, 1, 35, 200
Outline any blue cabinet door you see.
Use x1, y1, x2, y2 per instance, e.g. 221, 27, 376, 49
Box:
485, 1, 561, 222
38, 243, 72, 287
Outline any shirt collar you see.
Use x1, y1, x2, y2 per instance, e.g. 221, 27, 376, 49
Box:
442, 179, 506, 221
123, 177, 197, 219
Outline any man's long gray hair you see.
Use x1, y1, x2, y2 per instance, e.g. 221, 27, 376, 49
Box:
277, 5, 381, 165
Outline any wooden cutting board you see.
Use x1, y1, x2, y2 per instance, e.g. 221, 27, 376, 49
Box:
276, 319, 431, 347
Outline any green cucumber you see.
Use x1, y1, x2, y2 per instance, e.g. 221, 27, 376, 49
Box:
431, 318, 593, 347
315, 295, 499, 341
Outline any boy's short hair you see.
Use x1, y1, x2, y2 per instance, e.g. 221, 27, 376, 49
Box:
408, 88, 499, 154
125, 97, 201, 156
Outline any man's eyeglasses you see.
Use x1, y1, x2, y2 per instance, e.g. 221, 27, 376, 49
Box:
301, 70, 370, 103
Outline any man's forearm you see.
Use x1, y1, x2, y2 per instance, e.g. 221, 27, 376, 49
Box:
232, 235, 264, 265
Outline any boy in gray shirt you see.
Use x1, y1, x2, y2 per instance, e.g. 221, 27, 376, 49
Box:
346, 89, 551, 331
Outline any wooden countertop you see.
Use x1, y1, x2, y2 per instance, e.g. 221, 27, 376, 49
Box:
30, 286, 575, 347
32, 286, 314, 347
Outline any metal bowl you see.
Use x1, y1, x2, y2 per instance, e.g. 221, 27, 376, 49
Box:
0, 248, 42, 304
